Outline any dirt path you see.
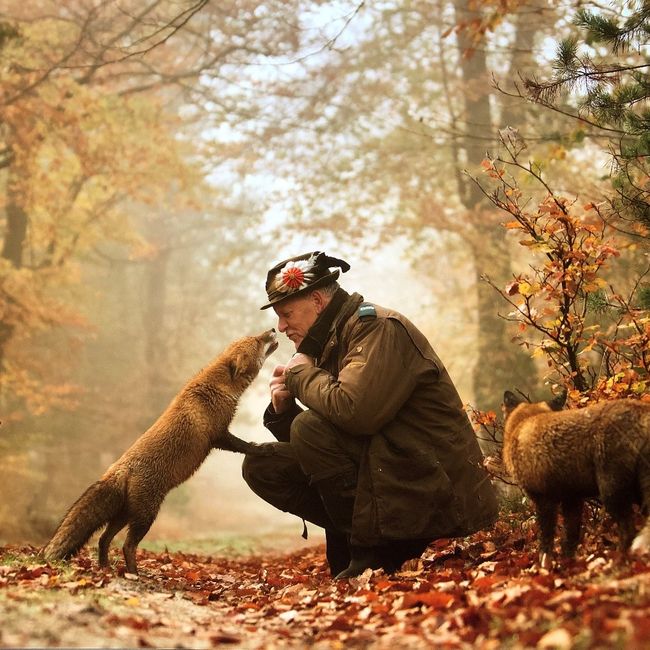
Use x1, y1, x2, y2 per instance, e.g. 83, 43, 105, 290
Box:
2, 519, 650, 649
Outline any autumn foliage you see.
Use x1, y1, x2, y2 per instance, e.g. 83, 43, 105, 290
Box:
0, 4, 209, 416
478, 131, 650, 402
2, 518, 650, 648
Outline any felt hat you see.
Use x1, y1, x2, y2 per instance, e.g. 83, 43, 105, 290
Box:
260, 251, 350, 310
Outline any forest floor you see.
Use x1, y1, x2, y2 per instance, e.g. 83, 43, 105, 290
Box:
1, 514, 650, 649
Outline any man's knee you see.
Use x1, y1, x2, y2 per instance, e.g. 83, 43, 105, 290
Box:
290, 409, 330, 449
241, 453, 269, 494
241, 442, 304, 498
290, 410, 360, 482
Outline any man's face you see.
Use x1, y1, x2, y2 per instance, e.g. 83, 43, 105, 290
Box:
273, 293, 320, 350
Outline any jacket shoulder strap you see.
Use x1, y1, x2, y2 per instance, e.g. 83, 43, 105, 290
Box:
358, 302, 377, 321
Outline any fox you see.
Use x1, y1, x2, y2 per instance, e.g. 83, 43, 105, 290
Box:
502, 390, 650, 567
43, 329, 278, 574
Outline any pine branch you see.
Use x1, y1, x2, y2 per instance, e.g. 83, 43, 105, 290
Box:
576, 3, 650, 54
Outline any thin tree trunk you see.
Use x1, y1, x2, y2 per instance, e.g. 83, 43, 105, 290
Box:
143, 229, 171, 415
452, 0, 538, 410
0, 160, 29, 375
2, 200, 27, 267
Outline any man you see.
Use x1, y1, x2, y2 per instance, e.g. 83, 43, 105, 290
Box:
242, 251, 498, 579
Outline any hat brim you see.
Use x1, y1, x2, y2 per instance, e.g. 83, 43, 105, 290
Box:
260, 270, 340, 310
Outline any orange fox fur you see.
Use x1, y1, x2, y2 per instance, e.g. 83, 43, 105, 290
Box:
503, 391, 650, 566
43, 330, 278, 573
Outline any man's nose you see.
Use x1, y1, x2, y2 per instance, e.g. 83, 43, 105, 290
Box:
277, 318, 287, 332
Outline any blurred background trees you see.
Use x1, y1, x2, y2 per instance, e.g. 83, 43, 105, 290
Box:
1, 0, 647, 543
0, 0, 305, 540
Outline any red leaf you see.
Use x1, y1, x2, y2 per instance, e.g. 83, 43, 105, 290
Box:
401, 590, 455, 609
505, 281, 520, 296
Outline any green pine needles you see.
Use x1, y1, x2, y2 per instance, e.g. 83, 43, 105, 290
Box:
527, 1, 649, 227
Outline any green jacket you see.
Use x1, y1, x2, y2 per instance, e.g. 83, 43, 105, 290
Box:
272, 292, 498, 546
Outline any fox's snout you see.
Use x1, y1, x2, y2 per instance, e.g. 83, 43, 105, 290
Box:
261, 328, 278, 357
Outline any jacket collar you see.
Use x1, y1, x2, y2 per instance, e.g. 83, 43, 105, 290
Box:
297, 288, 349, 359
314, 292, 364, 367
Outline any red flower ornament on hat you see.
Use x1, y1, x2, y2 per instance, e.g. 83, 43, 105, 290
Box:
282, 264, 305, 289
276, 256, 316, 294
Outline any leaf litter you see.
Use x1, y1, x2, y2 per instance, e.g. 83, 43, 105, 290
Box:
1, 514, 649, 649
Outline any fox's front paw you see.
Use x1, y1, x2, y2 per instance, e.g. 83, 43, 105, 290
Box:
247, 442, 277, 457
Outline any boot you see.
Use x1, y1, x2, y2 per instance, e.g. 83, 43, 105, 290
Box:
325, 529, 350, 576
313, 473, 356, 576
335, 538, 433, 579
313, 472, 356, 534
384, 538, 432, 568
335, 545, 390, 579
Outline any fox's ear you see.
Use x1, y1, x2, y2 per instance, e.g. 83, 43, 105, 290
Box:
229, 353, 245, 381
547, 389, 567, 411
503, 391, 523, 409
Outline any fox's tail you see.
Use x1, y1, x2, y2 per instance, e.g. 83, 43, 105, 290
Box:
43, 478, 125, 560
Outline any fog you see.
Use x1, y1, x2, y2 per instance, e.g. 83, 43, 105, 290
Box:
1, 0, 564, 553
0, 235, 478, 550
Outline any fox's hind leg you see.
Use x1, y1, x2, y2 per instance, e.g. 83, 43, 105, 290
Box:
98, 513, 128, 567
600, 488, 636, 554
631, 453, 650, 554
560, 499, 583, 559
122, 506, 160, 574
533, 494, 558, 568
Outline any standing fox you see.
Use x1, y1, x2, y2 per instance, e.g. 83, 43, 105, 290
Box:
502, 390, 650, 567
43, 329, 278, 574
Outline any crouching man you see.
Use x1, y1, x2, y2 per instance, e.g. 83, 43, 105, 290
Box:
243, 251, 498, 579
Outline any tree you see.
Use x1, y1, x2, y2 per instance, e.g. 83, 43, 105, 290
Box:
227, 0, 571, 409
0, 1, 319, 541
476, 132, 642, 395
0, 0, 309, 414
524, 1, 649, 243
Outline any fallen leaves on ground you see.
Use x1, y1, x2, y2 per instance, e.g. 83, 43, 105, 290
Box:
1, 515, 649, 649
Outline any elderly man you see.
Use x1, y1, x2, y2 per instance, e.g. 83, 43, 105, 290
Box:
242, 251, 498, 579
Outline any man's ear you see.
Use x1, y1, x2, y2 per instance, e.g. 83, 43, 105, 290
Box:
311, 290, 327, 314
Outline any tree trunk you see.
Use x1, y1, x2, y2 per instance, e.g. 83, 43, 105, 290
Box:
452, 0, 538, 410
143, 229, 171, 415
0, 160, 28, 375
2, 199, 27, 268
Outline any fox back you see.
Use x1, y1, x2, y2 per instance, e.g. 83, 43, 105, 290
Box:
503, 398, 650, 497
502, 391, 650, 564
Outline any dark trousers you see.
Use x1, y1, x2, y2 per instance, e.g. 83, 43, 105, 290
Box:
242, 410, 366, 530
243, 410, 433, 574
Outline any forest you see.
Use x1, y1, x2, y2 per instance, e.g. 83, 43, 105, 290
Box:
1, 0, 649, 647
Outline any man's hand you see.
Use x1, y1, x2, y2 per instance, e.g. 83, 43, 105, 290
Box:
270, 355, 314, 413
269, 364, 294, 414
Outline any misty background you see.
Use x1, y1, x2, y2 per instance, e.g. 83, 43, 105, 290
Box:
1, 236, 473, 546
1, 1, 645, 549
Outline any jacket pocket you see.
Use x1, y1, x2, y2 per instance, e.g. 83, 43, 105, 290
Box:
370, 442, 462, 539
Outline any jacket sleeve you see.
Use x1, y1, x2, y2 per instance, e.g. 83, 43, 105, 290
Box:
285, 318, 422, 436
262, 401, 304, 442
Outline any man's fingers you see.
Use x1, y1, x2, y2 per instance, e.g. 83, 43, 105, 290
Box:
271, 388, 293, 414
272, 364, 287, 377
269, 375, 286, 390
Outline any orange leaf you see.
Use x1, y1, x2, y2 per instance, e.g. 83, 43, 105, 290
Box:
505, 281, 520, 296
401, 590, 455, 609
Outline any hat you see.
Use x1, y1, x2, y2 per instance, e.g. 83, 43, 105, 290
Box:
260, 251, 350, 310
